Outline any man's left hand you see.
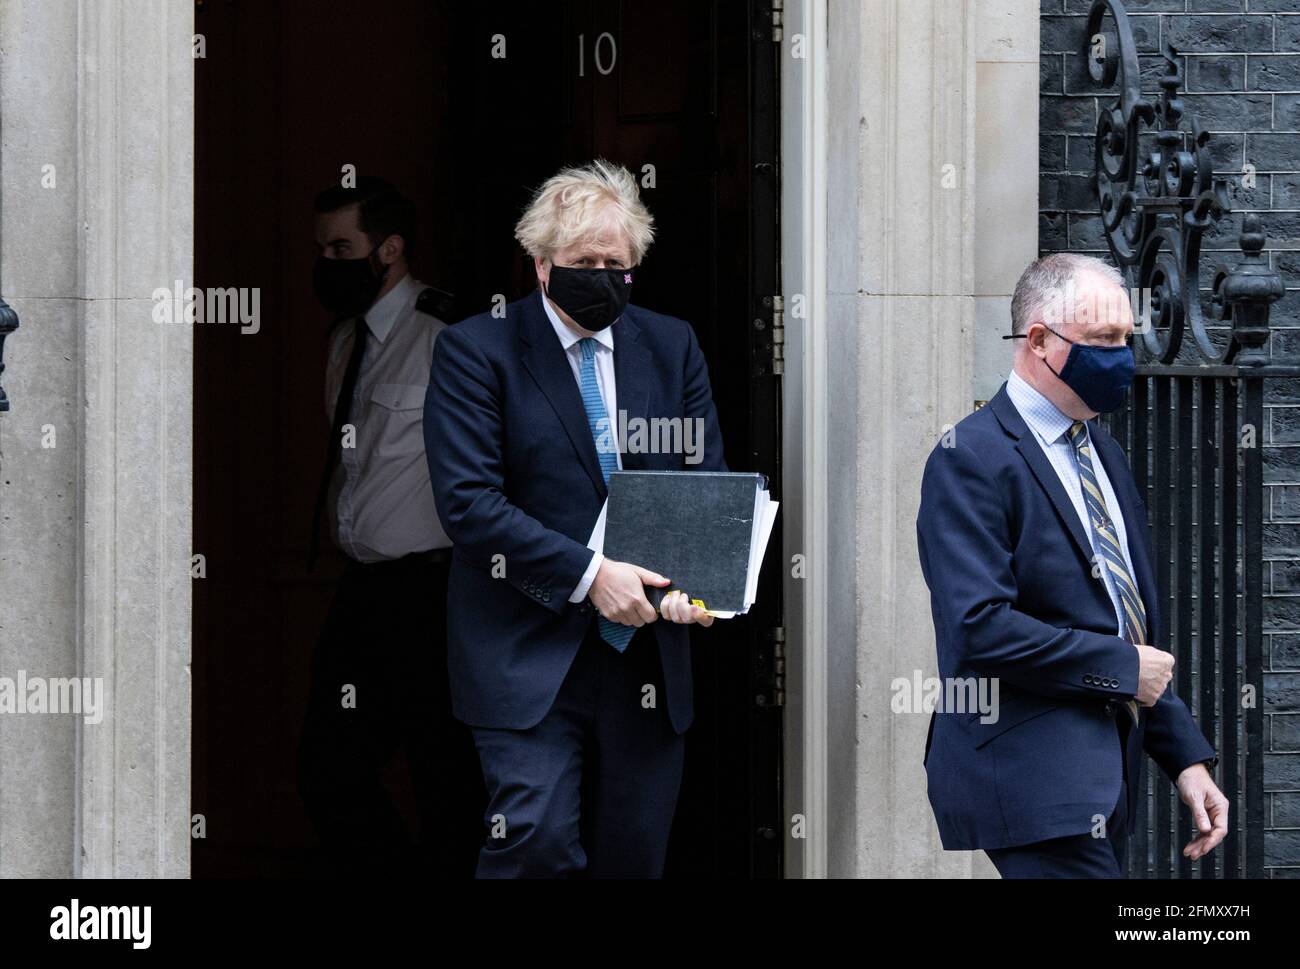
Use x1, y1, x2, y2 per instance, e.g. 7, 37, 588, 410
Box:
1176, 763, 1229, 861
659, 590, 714, 627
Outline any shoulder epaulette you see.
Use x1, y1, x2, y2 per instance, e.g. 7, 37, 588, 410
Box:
415, 285, 456, 322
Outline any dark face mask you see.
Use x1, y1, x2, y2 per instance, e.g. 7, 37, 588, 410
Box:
544, 262, 634, 332
1042, 324, 1136, 413
312, 242, 389, 318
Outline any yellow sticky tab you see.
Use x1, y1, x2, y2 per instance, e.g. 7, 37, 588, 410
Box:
666, 590, 712, 615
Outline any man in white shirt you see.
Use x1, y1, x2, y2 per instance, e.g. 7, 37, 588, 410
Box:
296, 176, 484, 877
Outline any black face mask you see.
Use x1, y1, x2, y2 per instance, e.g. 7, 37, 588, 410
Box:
312, 243, 389, 318
544, 262, 634, 331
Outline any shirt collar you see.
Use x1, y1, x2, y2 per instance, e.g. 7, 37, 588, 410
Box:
540, 288, 615, 354
1006, 368, 1079, 447
363, 271, 419, 344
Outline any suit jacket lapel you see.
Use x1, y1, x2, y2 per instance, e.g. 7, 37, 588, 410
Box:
989, 385, 1097, 571
518, 289, 607, 497
612, 309, 651, 471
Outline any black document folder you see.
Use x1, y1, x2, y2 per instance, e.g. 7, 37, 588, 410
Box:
599, 470, 778, 617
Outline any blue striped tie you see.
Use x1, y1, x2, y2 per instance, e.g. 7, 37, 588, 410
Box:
578, 338, 636, 652
1068, 421, 1144, 726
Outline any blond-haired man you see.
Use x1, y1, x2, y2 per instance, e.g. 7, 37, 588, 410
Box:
424, 160, 725, 877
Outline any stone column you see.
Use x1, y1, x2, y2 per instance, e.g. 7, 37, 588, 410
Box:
784, 0, 1039, 877
842, 0, 977, 880
0, 0, 193, 877
974, 0, 1040, 402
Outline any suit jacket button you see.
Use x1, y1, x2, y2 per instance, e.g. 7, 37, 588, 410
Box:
542, 592, 551, 602
1084, 674, 1095, 685
1104, 700, 1117, 717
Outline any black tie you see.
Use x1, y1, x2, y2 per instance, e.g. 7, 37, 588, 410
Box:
308, 317, 369, 571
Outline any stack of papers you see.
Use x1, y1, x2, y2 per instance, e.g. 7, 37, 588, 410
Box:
589, 471, 779, 618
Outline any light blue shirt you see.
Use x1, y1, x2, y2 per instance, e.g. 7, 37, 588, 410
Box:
1005, 369, 1137, 637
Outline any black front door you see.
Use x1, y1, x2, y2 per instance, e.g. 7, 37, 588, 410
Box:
444, 0, 784, 877
194, 0, 782, 878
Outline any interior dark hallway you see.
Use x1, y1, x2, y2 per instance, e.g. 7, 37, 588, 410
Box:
193, 0, 783, 878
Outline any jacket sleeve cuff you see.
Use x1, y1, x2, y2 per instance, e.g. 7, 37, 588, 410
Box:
1154, 741, 1219, 785
569, 551, 603, 604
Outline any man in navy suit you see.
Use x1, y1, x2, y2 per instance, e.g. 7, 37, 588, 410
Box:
423, 160, 725, 877
917, 253, 1229, 877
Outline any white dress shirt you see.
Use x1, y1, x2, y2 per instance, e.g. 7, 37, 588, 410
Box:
324, 272, 452, 561
1005, 368, 1136, 636
539, 291, 621, 603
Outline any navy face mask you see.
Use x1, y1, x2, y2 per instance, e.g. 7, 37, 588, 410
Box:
1041, 324, 1136, 413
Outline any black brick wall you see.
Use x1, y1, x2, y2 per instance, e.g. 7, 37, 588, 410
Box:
1040, 0, 1300, 876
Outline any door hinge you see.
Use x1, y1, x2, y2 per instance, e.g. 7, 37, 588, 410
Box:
771, 626, 785, 707
771, 294, 784, 376
770, 0, 784, 42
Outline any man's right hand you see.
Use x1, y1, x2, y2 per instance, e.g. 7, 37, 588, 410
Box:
589, 559, 670, 627
1134, 643, 1175, 706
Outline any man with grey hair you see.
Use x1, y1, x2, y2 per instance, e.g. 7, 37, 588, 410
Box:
423, 159, 726, 877
916, 253, 1227, 877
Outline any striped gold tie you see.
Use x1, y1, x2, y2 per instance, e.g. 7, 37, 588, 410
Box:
1068, 421, 1143, 727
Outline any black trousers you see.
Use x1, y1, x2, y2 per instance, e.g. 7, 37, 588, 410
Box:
470, 624, 686, 878
296, 551, 486, 877
985, 710, 1134, 878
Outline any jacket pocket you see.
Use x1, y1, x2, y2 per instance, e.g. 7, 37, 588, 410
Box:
968, 694, 1061, 749
370, 382, 427, 411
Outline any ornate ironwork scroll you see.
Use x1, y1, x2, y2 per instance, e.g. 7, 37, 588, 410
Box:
0, 295, 15, 412
1085, 0, 1283, 364
1084, 0, 1286, 880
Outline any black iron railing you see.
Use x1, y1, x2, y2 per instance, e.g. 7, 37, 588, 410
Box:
1085, 0, 1284, 878
0, 296, 15, 412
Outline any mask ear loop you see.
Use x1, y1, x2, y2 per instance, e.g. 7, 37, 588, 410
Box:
539, 257, 553, 300
1001, 324, 1074, 380
541, 256, 574, 299
367, 237, 392, 288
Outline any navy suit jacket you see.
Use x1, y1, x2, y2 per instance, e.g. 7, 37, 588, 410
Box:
916, 382, 1216, 850
423, 288, 726, 735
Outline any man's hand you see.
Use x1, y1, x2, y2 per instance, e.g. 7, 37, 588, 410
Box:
1176, 763, 1229, 861
589, 559, 669, 627
1134, 643, 1175, 706
659, 590, 714, 627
